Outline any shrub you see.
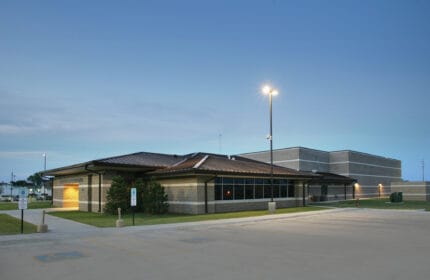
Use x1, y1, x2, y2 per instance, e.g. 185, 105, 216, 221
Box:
390, 192, 403, 203
104, 176, 130, 214
104, 176, 168, 215
142, 179, 169, 214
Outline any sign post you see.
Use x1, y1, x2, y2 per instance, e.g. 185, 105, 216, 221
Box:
18, 187, 28, 234
130, 188, 137, 226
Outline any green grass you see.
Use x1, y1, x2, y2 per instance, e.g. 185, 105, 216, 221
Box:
0, 214, 37, 235
0, 201, 53, 210
312, 198, 430, 211
49, 206, 325, 228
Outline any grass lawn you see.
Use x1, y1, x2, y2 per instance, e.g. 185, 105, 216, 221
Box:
49, 206, 325, 228
0, 214, 37, 235
0, 201, 53, 210
312, 198, 430, 211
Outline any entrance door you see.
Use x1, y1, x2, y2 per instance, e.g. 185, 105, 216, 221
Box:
63, 183, 79, 207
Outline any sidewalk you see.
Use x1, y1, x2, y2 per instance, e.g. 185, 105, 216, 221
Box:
0, 208, 100, 240
0, 207, 351, 240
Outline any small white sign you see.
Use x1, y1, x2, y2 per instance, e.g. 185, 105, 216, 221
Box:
18, 187, 28, 210
19, 198, 28, 210
131, 188, 137, 206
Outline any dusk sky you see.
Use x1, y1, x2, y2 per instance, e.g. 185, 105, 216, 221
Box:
1, 0, 429, 182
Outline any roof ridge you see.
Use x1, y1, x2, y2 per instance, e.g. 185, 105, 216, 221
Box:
193, 155, 209, 169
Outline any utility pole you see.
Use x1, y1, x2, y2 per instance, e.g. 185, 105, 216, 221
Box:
10, 172, 15, 197
422, 159, 425, 182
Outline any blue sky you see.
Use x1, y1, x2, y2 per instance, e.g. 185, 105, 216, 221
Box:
0, 0, 429, 182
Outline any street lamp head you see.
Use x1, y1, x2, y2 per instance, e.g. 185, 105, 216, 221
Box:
261, 84, 279, 96
262, 85, 272, 95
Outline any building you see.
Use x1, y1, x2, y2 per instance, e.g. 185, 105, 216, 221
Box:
240, 147, 402, 199
391, 181, 430, 201
43, 151, 354, 214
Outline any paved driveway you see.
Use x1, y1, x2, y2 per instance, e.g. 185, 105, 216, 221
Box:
1, 208, 430, 280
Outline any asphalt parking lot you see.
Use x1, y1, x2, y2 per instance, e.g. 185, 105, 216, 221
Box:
1, 208, 429, 280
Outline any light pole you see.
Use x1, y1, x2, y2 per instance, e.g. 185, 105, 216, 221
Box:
262, 84, 278, 212
10, 172, 16, 199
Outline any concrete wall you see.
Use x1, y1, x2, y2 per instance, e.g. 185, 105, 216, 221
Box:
157, 176, 202, 214
391, 181, 430, 201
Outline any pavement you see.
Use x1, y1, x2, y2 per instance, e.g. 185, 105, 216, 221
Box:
1, 208, 430, 280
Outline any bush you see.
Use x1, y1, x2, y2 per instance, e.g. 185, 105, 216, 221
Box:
104, 176, 168, 215
390, 192, 403, 203
141, 179, 169, 214
104, 176, 130, 215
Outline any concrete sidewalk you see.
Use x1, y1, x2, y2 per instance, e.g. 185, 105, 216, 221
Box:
0, 207, 345, 239
0, 208, 101, 239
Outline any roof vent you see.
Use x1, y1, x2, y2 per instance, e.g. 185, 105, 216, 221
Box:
231, 156, 236, 160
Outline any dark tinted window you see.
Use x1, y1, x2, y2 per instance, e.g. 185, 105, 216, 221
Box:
280, 185, 288, 197
245, 185, 254, 199
224, 185, 233, 200
215, 184, 222, 200
255, 185, 263, 199
264, 185, 272, 198
234, 185, 244, 199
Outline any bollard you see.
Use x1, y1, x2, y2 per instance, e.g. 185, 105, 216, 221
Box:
116, 207, 124, 228
37, 210, 48, 233
355, 198, 360, 207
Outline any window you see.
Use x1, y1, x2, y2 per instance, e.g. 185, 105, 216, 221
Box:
234, 185, 244, 199
280, 184, 288, 197
255, 184, 263, 199
288, 182, 295, 197
224, 185, 233, 200
245, 185, 254, 199
273, 185, 280, 198
264, 185, 272, 198
215, 184, 222, 200
214, 176, 294, 201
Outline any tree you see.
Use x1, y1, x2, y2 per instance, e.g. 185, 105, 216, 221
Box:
142, 179, 169, 214
27, 173, 43, 188
12, 180, 32, 187
104, 176, 130, 215
104, 176, 169, 215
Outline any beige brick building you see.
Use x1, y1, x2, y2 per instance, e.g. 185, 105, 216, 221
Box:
44, 151, 354, 214
240, 147, 402, 200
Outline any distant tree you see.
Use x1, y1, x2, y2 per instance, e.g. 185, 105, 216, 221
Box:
27, 173, 43, 188
12, 180, 32, 187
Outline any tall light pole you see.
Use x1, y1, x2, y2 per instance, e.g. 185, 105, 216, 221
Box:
10, 172, 16, 198
262, 84, 279, 211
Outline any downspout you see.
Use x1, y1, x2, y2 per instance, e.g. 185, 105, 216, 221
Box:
85, 164, 103, 213
203, 175, 217, 214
